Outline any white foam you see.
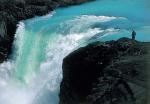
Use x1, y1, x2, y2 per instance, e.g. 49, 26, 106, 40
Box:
58, 15, 126, 34
0, 61, 13, 82
75, 15, 126, 22
0, 15, 125, 104
13, 22, 25, 61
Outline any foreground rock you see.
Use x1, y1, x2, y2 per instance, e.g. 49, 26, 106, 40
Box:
0, 0, 92, 63
60, 37, 150, 104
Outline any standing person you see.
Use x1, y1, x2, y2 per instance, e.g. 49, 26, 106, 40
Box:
132, 30, 136, 40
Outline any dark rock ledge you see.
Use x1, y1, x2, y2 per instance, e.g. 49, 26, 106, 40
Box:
0, 0, 92, 63
59, 37, 150, 104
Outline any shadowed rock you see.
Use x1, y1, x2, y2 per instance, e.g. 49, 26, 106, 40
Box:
0, 0, 92, 62
59, 37, 150, 104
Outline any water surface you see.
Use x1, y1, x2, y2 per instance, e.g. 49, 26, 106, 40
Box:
0, 0, 150, 104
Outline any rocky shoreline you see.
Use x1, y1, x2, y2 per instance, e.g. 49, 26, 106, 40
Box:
60, 37, 149, 104
0, 0, 92, 63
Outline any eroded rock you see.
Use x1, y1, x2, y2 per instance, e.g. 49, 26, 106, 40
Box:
60, 38, 149, 104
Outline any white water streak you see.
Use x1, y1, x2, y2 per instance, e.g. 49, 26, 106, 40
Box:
0, 15, 125, 104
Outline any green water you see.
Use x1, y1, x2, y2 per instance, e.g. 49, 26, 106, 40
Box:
0, 0, 150, 104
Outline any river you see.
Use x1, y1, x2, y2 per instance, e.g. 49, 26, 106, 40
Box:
0, 0, 150, 104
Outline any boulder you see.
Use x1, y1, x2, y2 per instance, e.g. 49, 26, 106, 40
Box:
59, 38, 149, 104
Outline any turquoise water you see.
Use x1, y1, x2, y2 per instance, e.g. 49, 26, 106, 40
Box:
0, 0, 150, 104
26, 0, 150, 41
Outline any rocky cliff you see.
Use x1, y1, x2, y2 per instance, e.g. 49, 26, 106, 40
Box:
60, 37, 149, 104
0, 0, 92, 62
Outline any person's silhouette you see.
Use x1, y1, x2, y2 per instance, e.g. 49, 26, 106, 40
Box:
132, 30, 136, 40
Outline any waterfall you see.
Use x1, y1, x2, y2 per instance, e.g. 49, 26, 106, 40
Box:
0, 0, 150, 103
0, 13, 122, 104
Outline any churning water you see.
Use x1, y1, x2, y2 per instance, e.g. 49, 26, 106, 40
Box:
0, 0, 150, 104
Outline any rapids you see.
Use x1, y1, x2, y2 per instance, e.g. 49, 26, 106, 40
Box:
0, 0, 150, 104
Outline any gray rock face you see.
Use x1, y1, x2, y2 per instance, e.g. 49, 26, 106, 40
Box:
0, 12, 11, 63
0, 0, 92, 62
59, 38, 149, 104
0, 17, 7, 40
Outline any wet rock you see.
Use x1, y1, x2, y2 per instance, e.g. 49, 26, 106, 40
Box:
60, 37, 149, 104
0, 0, 92, 63
59, 0, 94, 6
